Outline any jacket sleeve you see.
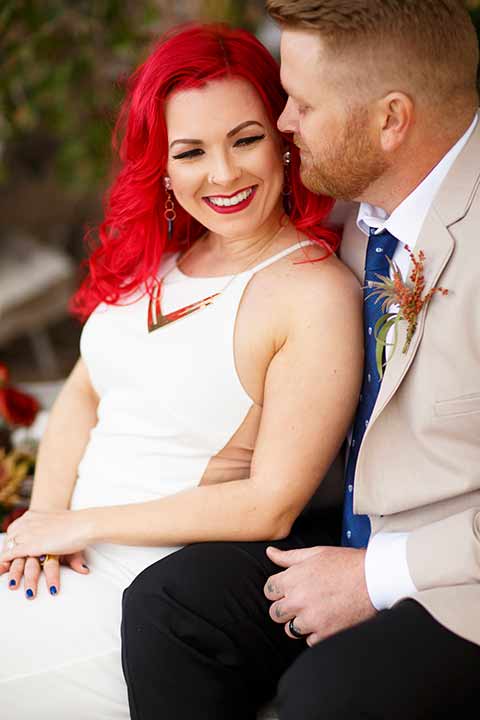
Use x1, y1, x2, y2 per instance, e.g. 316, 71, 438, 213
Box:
406, 507, 480, 589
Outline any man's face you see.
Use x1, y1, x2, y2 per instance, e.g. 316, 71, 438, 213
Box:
278, 29, 388, 201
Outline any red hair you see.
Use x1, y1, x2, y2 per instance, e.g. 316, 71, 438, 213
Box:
71, 23, 340, 321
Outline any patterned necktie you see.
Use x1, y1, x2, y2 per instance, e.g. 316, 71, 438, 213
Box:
341, 227, 399, 547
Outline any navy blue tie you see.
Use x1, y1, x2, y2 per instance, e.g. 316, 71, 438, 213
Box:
341, 227, 399, 548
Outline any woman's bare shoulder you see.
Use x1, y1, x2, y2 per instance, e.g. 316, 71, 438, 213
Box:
268, 235, 362, 308
248, 235, 362, 356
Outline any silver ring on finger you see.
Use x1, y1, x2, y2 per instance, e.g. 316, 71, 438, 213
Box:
288, 618, 306, 639
6, 536, 17, 551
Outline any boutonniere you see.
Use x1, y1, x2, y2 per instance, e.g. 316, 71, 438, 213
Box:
367, 246, 449, 378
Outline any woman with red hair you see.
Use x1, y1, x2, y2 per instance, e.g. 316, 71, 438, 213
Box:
0, 23, 362, 717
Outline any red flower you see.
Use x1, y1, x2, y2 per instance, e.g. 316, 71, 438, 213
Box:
1, 506, 27, 532
0, 363, 40, 427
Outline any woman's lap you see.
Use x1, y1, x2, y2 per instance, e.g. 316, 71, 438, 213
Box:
0, 532, 182, 718
3, 648, 130, 720
0, 537, 124, 679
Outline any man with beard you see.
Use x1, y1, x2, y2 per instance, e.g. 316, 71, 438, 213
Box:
122, 1, 480, 718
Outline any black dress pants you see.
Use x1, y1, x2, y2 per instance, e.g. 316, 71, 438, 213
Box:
121, 508, 480, 720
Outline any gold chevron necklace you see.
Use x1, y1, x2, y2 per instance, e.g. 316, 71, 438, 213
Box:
147, 220, 287, 333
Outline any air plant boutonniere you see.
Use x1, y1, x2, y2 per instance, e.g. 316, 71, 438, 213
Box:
367, 246, 449, 378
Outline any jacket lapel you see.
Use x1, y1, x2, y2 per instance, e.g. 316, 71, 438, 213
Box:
370, 118, 480, 421
340, 201, 455, 423
371, 210, 455, 422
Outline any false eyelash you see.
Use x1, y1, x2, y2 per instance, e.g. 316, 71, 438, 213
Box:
235, 134, 266, 146
172, 134, 266, 160
172, 148, 204, 160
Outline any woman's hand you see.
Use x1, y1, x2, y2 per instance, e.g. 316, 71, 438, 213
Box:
0, 552, 90, 598
0, 509, 93, 562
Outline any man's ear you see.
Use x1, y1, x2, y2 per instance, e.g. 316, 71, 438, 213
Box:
377, 92, 414, 153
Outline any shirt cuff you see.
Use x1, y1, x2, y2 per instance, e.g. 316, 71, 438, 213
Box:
365, 532, 418, 610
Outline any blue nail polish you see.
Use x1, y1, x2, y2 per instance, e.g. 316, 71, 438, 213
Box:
9, 579, 16, 587
26, 588, 34, 598
50, 585, 57, 595
82, 564, 89, 570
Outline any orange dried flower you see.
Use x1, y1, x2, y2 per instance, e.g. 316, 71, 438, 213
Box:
366, 247, 449, 377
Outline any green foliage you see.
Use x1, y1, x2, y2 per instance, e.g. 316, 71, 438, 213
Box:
0, 0, 162, 192
200, 0, 260, 31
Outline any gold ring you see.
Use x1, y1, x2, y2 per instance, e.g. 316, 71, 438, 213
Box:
39, 554, 57, 567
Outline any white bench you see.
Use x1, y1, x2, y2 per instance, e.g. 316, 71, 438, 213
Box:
0, 231, 75, 377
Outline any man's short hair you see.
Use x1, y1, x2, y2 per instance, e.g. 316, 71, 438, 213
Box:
266, 0, 479, 109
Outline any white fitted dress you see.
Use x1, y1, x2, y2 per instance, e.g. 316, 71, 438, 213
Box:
0, 241, 313, 719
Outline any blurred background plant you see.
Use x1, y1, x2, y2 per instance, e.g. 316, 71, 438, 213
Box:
1, 0, 157, 192
0, 361, 39, 527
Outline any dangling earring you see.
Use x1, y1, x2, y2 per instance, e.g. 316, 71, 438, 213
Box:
282, 150, 292, 215
164, 176, 176, 241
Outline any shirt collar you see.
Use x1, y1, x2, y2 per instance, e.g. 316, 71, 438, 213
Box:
357, 113, 478, 248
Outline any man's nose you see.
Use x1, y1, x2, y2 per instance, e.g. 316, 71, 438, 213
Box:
277, 97, 298, 134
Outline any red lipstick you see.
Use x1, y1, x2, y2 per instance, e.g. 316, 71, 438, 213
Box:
203, 186, 257, 215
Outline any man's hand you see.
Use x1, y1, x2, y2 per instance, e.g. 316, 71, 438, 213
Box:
264, 545, 376, 646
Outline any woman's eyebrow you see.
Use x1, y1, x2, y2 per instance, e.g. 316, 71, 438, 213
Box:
169, 120, 265, 149
170, 137, 203, 149
226, 120, 265, 137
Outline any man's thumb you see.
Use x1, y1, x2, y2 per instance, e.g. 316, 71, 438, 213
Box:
266, 545, 322, 567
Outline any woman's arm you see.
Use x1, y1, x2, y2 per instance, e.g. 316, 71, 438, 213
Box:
29, 358, 98, 511
1, 260, 363, 559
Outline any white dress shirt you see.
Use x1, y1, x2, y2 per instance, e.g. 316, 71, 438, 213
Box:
356, 113, 478, 610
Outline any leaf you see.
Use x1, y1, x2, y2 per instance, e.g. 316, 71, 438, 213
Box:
373, 314, 398, 379
365, 274, 398, 311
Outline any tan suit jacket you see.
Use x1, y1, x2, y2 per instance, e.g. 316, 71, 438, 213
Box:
339, 121, 480, 646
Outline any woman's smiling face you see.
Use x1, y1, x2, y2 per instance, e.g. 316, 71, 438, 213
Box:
165, 77, 285, 238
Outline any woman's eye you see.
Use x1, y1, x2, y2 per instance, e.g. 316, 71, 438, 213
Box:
234, 134, 266, 147
172, 148, 205, 160
171, 135, 265, 159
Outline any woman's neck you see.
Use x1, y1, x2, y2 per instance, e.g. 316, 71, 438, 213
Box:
180, 209, 290, 276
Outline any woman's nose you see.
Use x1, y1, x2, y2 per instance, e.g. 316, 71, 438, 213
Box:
208, 151, 242, 187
